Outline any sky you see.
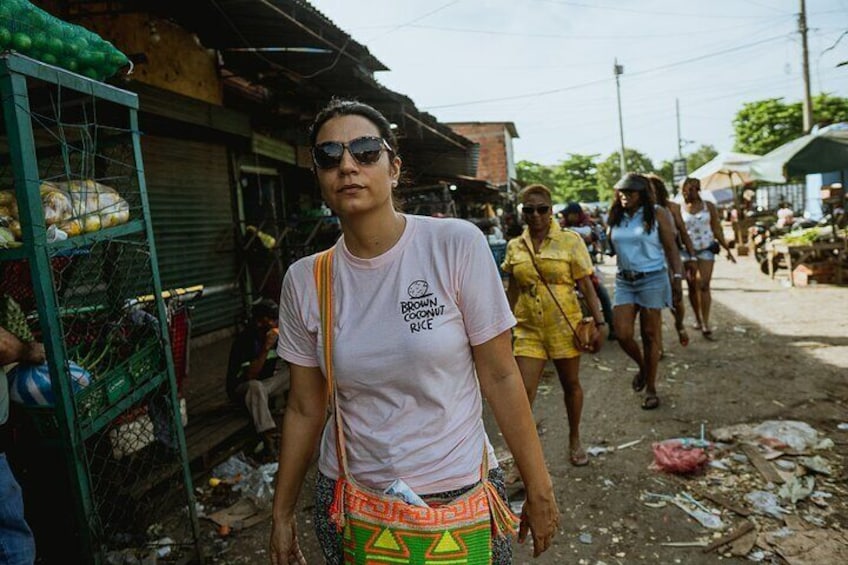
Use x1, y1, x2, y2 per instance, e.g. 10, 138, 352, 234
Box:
309, 0, 848, 169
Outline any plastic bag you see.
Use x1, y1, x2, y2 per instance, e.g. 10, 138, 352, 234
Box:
651, 439, 709, 474
56, 179, 130, 234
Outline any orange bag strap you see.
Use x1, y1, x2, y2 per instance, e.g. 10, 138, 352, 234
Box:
313, 248, 350, 478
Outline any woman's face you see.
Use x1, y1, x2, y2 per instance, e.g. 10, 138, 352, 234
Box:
682, 181, 701, 203
521, 193, 552, 232
313, 114, 401, 218
617, 188, 642, 211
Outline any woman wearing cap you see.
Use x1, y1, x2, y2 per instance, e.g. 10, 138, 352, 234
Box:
269, 99, 558, 565
502, 185, 605, 467
608, 173, 684, 410
679, 177, 736, 340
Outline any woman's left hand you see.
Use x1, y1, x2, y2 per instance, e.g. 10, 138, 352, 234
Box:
518, 484, 560, 557
725, 250, 737, 263
590, 324, 605, 353
671, 278, 683, 303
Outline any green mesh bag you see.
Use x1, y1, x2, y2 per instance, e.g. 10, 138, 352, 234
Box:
0, 0, 129, 80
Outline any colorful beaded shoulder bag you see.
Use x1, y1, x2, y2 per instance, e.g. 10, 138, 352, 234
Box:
314, 248, 518, 564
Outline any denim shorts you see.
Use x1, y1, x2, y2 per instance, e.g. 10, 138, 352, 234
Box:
679, 248, 715, 262
613, 269, 672, 309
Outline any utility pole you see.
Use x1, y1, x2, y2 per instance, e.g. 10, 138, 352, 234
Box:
673, 98, 688, 188
799, 0, 814, 132
676, 98, 683, 159
614, 59, 626, 177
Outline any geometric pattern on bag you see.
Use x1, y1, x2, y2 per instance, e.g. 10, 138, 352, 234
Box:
314, 248, 518, 565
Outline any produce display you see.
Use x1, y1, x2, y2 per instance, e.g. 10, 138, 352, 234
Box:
775, 226, 847, 246
0, 179, 130, 243
0, 0, 129, 80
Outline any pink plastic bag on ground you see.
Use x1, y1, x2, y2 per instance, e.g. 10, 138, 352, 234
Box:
650, 439, 709, 474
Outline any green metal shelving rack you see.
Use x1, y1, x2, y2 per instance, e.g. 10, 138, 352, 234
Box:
0, 52, 201, 563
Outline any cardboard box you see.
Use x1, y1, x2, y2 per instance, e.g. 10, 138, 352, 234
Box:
793, 263, 836, 286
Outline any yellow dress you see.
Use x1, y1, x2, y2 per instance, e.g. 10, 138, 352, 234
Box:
502, 221, 594, 359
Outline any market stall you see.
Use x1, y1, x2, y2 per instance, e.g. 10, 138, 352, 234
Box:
0, 52, 200, 562
766, 227, 847, 286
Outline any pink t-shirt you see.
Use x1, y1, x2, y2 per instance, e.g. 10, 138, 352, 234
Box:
277, 214, 516, 494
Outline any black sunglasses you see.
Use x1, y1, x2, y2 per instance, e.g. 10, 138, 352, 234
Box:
312, 136, 392, 170
522, 205, 550, 215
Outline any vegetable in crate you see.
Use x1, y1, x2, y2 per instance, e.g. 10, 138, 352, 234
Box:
8, 361, 91, 406
0, 0, 130, 80
0, 295, 34, 342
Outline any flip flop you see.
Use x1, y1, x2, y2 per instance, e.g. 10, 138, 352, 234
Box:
677, 328, 689, 347
641, 394, 660, 410
702, 328, 716, 341
631, 370, 647, 392
569, 446, 589, 467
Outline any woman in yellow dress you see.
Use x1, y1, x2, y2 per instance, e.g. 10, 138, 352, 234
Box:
502, 184, 605, 467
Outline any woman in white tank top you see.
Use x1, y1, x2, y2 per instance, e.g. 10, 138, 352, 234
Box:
679, 178, 736, 339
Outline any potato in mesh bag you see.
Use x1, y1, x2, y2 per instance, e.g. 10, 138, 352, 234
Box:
59, 179, 130, 233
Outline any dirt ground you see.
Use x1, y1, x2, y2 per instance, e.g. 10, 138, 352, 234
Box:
194, 250, 848, 564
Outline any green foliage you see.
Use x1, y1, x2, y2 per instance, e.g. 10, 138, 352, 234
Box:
687, 144, 718, 172
596, 148, 654, 202
733, 97, 801, 155
553, 153, 600, 203
732, 93, 848, 155
516, 160, 556, 190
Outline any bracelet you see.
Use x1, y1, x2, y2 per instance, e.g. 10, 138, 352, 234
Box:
594, 321, 606, 326
673, 273, 683, 279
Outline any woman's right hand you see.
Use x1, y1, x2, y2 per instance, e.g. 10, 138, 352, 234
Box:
518, 484, 560, 557
269, 517, 306, 565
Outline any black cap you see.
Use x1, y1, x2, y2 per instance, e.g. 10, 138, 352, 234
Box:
614, 173, 649, 191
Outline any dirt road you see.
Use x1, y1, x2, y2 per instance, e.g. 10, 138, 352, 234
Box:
200, 253, 848, 564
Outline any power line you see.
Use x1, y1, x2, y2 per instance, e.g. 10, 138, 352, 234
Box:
404, 16, 789, 40
424, 33, 789, 110
364, 1, 462, 42
528, 0, 767, 19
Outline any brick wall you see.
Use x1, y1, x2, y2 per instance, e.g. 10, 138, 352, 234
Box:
447, 123, 514, 187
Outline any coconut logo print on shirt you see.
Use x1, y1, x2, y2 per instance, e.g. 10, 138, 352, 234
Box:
399, 280, 446, 333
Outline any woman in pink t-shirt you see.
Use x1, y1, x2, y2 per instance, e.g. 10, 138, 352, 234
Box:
268, 99, 559, 565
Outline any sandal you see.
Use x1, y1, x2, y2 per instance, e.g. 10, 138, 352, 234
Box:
677, 328, 689, 347
702, 328, 716, 341
641, 394, 660, 410
631, 369, 647, 392
569, 446, 589, 467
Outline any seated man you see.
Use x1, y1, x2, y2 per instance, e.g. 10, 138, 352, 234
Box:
226, 299, 289, 459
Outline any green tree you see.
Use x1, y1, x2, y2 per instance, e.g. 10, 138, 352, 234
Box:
732, 93, 848, 155
553, 153, 599, 203
596, 148, 654, 202
687, 144, 718, 172
516, 160, 556, 190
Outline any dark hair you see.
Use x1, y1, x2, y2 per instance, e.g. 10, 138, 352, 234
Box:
680, 177, 701, 192
308, 98, 399, 156
645, 173, 669, 207
251, 299, 278, 321
518, 184, 553, 205
608, 172, 658, 232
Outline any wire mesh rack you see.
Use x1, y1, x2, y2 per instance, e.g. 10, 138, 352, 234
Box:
0, 53, 202, 563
